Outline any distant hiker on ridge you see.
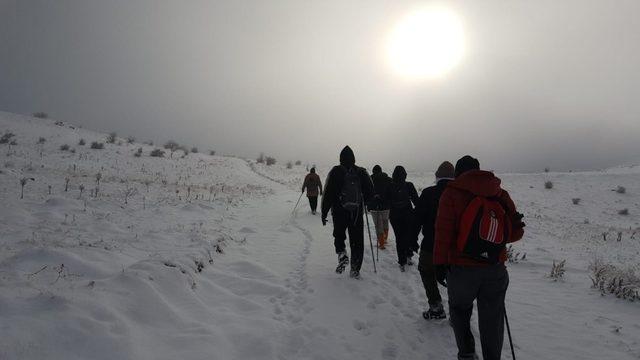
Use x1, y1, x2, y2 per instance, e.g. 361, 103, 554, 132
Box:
321, 146, 374, 279
434, 155, 525, 360
369, 165, 392, 250
302, 167, 323, 214
385, 165, 419, 272
415, 161, 455, 320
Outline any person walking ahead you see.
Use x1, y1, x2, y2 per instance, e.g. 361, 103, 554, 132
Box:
302, 167, 322, 214
434, 155, 525, 360
321, 146, 374, 279
369, 165, 392, 250
415, 161, 454, 320
385, 166, 419, 272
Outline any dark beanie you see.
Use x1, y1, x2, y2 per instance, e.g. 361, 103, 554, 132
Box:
310, 167, 316, 173
392, 165, 407, 182
372, 165, 382, 174
339, 146, 355, 167
454, 155, 480, 178
435, 161, 455, 179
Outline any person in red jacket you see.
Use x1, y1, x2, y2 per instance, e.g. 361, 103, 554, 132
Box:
302, 167, 323, 214
433, 155, 524, 360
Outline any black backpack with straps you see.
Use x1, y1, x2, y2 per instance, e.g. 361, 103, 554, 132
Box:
339, 166, 362, 211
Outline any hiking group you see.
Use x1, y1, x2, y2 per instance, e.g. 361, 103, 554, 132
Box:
300, 146, 526, 360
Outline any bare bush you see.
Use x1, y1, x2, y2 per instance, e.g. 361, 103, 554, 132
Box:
286, 161, 293, 169
90, 141, 104, 149
134, 147, 143, 157
506, 245, 526, 263
618, 208, 629, 216
32, 112, 48, 119
257, 153, 265, 164
191, 147, 198, 153
590, 258, 640, 301
295, 160, 302, 166
544, 167, 550, 173
164, 140, 180, 158
126, 136, 136, 144
37, 137, 46, 144
20, 177, 35, 199
0, 131, 15, 144
616, 186, 626, 194
78, 138, 86, 146
572, 198, 581, 205
266, 156, 276, 166
549, 260, 566, 281
544, 181, 553, 189
150, 148, 165, 157
59, 144, 70, 151
106, 132, 117, 144
209, 150, 216, 156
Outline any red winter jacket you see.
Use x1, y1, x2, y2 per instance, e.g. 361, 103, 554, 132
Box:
433, 170, 524, 266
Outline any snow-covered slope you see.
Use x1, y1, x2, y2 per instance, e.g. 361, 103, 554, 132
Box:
1, 112, 639, 359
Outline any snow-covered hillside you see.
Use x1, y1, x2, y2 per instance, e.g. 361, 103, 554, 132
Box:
1, 112, 639, 359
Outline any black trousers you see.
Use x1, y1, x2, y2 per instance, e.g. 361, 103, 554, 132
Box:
332, 208, 364, 272
447, 264, 509, 360
418, 250, 442, 306
308, 196, 318, 212
390, 211, 417, 265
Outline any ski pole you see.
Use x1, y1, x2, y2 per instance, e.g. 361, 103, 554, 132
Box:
292, 191, 304, 215
504, 307, 516, 360
363, 203, 377, 273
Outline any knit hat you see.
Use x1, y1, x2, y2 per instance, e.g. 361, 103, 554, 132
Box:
454, 155, 480, 178
435, 161, 454, 180
372, 165, 382, 174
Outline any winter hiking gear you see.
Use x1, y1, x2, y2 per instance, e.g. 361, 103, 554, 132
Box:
434, 156, 524, 360
434, 169, 524, 266
336, 252, 349, 274
457, 195, 511, 264
422, 301, 446, 320
505, 308, 516, 360
321, 146, 374, 274
302, 169, 323, 197
386, 166, 420, 267
349, 269, 360, 279
369, 210, 390, 250
416, 165, 452, 310
363, 202, 377, 273
308, 196, 318, 214
447, 264, 509, 360
370, 166, 392, 211
292, 192, 304, 215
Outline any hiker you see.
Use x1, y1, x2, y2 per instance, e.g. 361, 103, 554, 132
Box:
433, 155, 525, 360
415, 161, 455, 320
385, 165, 419, 272
321, 146, 374, 279
369, 165, 392, 250
302, 167, 323, 214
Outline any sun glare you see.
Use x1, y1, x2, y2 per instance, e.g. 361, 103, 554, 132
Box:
387, 7, 465, 79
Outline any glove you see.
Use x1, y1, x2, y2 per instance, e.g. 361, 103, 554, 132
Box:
321, 216, 327, 226
514, 212, 526, 228
435, 265, 449, 287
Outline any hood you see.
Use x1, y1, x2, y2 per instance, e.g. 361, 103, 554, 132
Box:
372, 165, 382, 174
392, 166, 407, 183
340, 146, 355, 167
448, 170, 502, 197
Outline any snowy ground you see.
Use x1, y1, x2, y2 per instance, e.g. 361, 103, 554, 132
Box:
1, 112, 639, 360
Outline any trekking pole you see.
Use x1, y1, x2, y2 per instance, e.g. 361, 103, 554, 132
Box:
363, 202, 377, 273
504, 308, 516, 360
291, 192, 304, 215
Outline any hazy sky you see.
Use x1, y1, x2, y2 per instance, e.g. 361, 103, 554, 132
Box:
2, 0, 640, 172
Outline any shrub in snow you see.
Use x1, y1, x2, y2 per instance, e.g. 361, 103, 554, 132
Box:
59, 144, 70, 151
616, 186, 626, 194
123, 186, 138, 205
590, 258, 640, 301
78, 138, 86, 146
257, 153, 265, 164
32, 112, 48, 119
544, 181, 553, 189
544, 167, 550, 173
150, 148, 165, 157
295, 160, 302, 166
209, 150, 216, 156
549, 260, 566, 281
106, 132, 117, 144
90, 141, 104, 149
506, 245, 526, 263
126, 136, 136, 144
191, 147, 198, 153
286, 161, 293, 169
37, 137, 46, 144
266, 156, 276, 166
571, 198, 581, 205
54, 120, 64, 126
163, 140, 180, 158
0, 131, 15, 144
618, 208, 629, 216
144, 140, 154, 146
20, 177, 35, 199
134, 147, 143, 157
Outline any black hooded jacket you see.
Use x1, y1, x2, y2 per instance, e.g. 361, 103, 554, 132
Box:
370, 168, 392, 211
321, 146, 374, 218
415, 179, 451, 253
384, 166, 419, 216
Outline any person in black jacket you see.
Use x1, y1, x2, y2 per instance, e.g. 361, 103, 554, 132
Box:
415, 161, 455, 320
321, 146, 374, 279
385, 166, 419, 272
369, 165, 392, 249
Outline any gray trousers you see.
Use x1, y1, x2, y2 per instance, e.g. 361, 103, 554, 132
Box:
369, 209, 389, 238
447, 264, 509, 360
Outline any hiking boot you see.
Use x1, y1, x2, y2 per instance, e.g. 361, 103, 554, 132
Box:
349, 269, 360, 279
335, 252, 349, 274
422, 305, 446, 320
407, 256, 414, 266
399, 264, 406, 272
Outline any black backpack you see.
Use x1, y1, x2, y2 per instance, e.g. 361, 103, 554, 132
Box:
340, 166, 362, 211
391, 183, 412, 210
